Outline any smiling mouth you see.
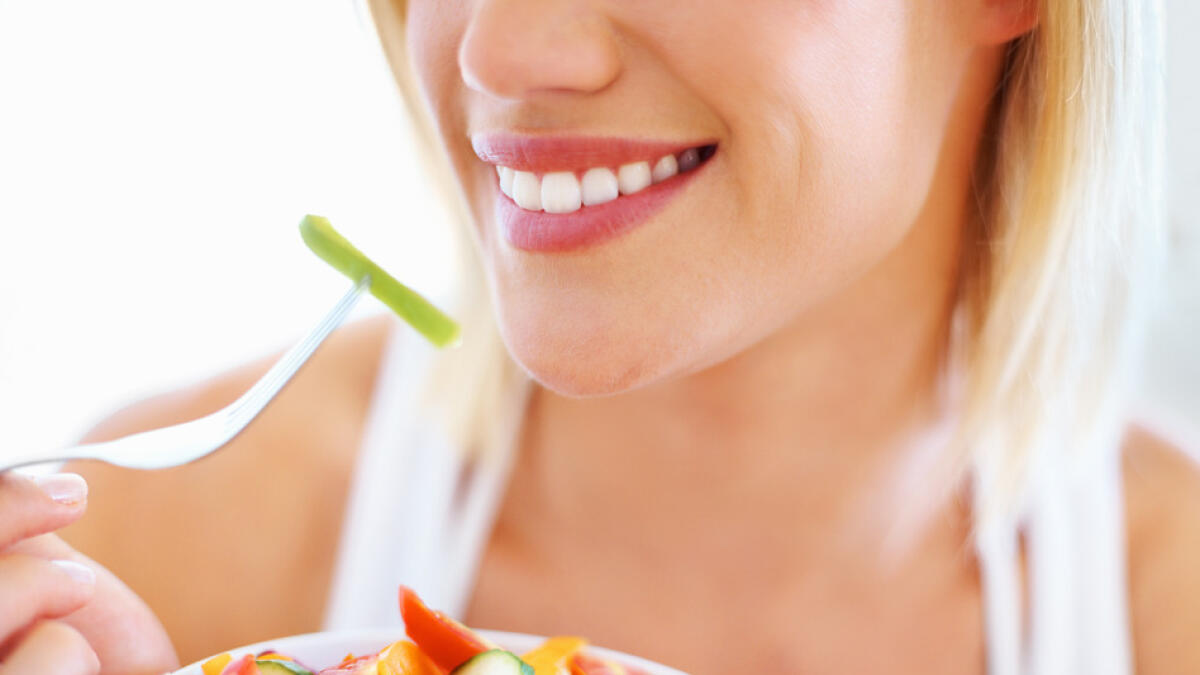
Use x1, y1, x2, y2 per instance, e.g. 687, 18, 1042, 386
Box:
471, 133, 719, 251
492, 143, 718, 214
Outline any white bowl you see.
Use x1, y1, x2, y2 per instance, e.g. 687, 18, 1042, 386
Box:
172, 628, 688, 675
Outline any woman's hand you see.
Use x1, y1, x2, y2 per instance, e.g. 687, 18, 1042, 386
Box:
0, 472, 178, 675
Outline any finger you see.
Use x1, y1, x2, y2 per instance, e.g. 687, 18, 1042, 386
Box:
0, 555, 95, 643
0, 473, 88, 548
0, 621, 99, 675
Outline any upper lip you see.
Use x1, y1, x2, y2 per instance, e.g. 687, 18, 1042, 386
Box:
471, 133, 716, 173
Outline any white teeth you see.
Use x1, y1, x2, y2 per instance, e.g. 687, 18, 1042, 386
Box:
617, 161, 652, 195
512, 170, 542, 210
540, 172, 582, 213
581, 167, 619, 206
651, 154, 678, 183
498, 166, 514, 198
496, 147, 710, 212
677, 147, 700, 172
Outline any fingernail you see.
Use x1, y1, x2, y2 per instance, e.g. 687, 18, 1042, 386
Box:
51, 560, 96, 587
33, 473, 88, 505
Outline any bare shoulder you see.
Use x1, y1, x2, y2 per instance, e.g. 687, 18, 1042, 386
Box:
1123, 423, 1200, 673
59, 315, 393, 663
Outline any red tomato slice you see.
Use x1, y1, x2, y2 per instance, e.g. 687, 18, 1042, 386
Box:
398, 586, 490, 671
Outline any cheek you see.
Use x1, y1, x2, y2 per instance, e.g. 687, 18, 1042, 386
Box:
714, 2, 961, 288
406, 3, 456, 113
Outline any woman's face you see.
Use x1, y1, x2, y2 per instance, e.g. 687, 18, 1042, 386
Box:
401, 0, 1019, 396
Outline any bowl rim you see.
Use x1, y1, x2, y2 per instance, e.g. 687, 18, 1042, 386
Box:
172, 627, 689, 675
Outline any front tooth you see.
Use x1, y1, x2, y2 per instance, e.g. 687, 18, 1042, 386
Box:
512, 170, 542, 210
498, 166, 514, 198
651, 154, 678, 183
581, 167, 619, 206
540, 171, 582, 213
617, 161, 652, 195
677, 147, 700, 172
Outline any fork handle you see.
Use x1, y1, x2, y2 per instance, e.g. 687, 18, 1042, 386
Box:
1, 441, 106, 473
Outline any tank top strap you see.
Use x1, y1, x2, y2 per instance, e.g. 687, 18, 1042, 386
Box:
1023, 444, 1132, 675
974, 444, 1132, 675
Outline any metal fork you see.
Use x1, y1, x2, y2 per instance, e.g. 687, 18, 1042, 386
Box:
1, 276, 370, 472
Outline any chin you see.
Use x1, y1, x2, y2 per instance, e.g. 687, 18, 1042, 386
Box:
497, 319, 678, 398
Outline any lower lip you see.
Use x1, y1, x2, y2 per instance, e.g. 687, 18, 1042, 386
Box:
495, 160, 710, 253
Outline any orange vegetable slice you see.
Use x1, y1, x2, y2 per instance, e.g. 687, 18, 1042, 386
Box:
522, 637, 588, 675
203, 653, 234, 675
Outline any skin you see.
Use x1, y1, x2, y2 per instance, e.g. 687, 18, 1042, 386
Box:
0, 0, 1195, 673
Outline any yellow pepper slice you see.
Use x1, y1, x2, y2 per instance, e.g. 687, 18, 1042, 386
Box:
522, 637, 588, 675
201, 653, 233, 675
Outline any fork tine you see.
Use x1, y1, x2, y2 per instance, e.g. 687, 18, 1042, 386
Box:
229, 278, 367, 419
223, 275, 370, 433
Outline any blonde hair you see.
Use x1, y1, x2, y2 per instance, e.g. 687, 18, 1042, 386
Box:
360, 0, 1166, 524
962, 0, 1166, 522
364, 0, 527, 461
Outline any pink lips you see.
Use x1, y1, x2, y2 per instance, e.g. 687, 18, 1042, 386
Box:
473, 133, 717, 252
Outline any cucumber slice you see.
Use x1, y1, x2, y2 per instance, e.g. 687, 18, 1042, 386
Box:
299, 214, 461, 348
255, 659, 314, 675
451, 649, 535, 675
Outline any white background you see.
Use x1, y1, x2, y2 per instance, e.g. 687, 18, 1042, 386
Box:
0, 0, 1197, 458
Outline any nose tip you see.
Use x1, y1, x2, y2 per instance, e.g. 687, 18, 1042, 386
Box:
457, 0, 621, 100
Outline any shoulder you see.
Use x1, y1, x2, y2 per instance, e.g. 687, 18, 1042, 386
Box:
59, 314, 395, 661
1122, 422, 1200, 673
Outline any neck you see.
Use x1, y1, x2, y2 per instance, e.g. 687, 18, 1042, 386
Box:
510, 200, 967, 563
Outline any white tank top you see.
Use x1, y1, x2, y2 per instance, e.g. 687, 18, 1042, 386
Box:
323, 323, 1133, 674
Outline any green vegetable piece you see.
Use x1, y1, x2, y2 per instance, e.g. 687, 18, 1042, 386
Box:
255, 659, 314, 675
450, 649, 535, 675
300, 215, 461, 348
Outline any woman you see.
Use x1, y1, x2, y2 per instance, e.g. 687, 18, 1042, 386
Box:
1, 0, 1196, 673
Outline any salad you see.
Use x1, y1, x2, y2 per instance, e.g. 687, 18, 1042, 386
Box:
199, 587, 648, 675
